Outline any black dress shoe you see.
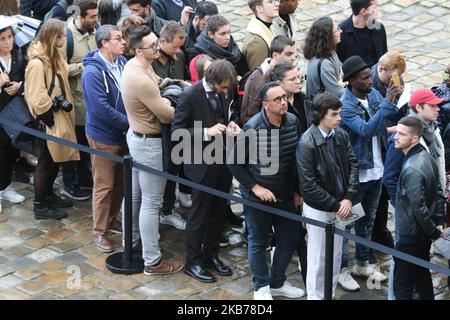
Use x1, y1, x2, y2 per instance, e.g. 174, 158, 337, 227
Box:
183, 264, 216, 283
206, 257, 233, 276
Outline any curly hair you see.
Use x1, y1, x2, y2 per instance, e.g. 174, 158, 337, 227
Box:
302, 16, 335, 60
119, 15, 146, 57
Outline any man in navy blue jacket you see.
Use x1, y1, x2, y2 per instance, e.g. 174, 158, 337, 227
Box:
82, 25, 129, 253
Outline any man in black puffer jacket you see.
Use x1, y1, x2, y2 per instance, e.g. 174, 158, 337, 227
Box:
393, 116, 446, 300
228, 81, 304, 300
297, 92, 359, 299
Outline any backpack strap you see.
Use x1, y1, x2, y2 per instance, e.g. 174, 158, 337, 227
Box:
66, 27, 74, 64
317, 58, 325, 93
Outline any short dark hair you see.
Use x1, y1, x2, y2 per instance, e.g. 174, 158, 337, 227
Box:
126, 0, 151, 7
248, 0, 264, 14
75, 0, 98, 18
0, 26, 14, 37
302, 16, 335, 59
160, 21, 185, 42
260, 81, 281, 101
269, 35, 295, 58
398, 116, 423, 138
350, 0, 372, 16
206, 15, 229, 34
205, 59, 237, 87
195, 1, 218, 19
311, 92, 342, 126
268, 62, 297, 82
129, 26, 153, 49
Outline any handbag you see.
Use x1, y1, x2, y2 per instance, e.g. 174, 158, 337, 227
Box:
0, 68, 56, 158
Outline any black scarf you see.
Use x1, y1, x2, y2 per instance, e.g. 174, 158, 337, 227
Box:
194, 31, 242, 65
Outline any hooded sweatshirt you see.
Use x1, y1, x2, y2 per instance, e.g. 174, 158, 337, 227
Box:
82, 49, 129, 145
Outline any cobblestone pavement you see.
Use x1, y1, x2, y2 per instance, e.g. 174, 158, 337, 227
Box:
1, 0, 450, 300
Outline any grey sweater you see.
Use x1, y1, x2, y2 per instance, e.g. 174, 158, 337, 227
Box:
306, 51, 344, 99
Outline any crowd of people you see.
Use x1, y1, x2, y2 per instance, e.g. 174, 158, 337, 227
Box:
0, 0, 450, 301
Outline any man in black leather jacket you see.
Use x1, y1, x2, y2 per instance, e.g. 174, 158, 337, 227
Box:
228, 81, 304, 300
393, 116, 446, 300
297, 92, 359, 299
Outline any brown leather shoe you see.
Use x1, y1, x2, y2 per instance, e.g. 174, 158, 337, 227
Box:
95, 234, 114, 253
143, 257, 184, 275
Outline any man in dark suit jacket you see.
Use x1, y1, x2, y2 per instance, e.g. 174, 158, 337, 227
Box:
171, 59, 240, 283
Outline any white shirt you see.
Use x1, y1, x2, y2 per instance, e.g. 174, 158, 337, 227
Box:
0, 56, 12, 95
357, 98, 384, 183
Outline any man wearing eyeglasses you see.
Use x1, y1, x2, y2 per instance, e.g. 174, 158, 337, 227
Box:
82, 25, 129, 253
228, 81, 305, 300
121, 26, 185, 275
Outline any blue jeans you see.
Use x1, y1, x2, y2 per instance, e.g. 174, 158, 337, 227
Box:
341, 179, 382, 268
245, 199, 300, 290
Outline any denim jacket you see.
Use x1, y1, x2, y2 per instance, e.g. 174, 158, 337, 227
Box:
339, 87, 397, 170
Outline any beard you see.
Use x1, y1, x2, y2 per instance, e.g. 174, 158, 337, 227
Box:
363, 87, 372, 94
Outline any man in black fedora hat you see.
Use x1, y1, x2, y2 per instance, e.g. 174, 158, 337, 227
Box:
336, 55, 402, 291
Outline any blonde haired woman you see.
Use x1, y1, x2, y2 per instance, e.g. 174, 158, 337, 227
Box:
25, 19, 80, 220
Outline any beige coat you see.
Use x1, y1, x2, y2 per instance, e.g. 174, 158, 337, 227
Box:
242, 17, 276, 70
24, 42, 80, 163
61, 18, 97, 126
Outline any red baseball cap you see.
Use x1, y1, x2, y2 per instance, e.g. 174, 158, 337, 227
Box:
409, 89, 444, 107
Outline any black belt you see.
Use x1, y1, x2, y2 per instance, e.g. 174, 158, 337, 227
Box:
133, 131, 161, 138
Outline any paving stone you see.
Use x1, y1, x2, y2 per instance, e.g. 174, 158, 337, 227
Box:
0, 288, 30, 300
0, 214, 8, 223
0, 274, 22, 290
0, 256, 8, 265
0, 265, 15, 278
18, 228, 44, 240
39, 272, 71, 286
37, 220, 65, 232
428, 6, 448, 16
57, 251, 87, 265
380, 3, 402, 13
80, 274, 104, 291
15, 265, 44, 281
85, 254, 107, 270
27, 248, 62, 263
17, 280, 51, 295
50, 239, 83, 253
393, 0, 420, 7
23, 237, 52, 249
5, 257, 37, 270
48, 286, 80, 298
104, 277, 140, 293
1, 246, 33, 259
42, 227, 74, 242
78, 244, 104, 258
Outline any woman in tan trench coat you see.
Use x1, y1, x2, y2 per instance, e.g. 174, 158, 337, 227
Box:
25, 19, 80, 220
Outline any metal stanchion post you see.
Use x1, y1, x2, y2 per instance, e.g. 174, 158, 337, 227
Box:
324, 222, 335, 300
106, 155, 144, 274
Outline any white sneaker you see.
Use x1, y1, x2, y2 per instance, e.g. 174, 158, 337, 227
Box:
160, 211, 186, 230
338, 267, 360, 291
352, 262, 387, 282
0, 186, 25, 203
271, 281, 305, 299
367, 263, 387, 282
254, 285, 273, 300
178, 192, 192, 208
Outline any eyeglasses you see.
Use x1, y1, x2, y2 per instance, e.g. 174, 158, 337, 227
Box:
266, 0, 280, 4
333, 26, 342, 33
265, 94, 288, 104
109, 36, 124, 42
139, 40, 160, 51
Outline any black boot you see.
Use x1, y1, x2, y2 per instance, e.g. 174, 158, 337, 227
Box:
45, 193, 73, 208
33, 201, 67, 220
